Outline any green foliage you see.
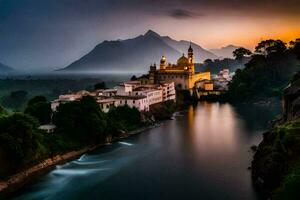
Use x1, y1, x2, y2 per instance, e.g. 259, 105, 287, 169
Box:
1, 90, 28, 111
253, 119, 300, 199
0, 105, 8, 116
53, 96, 107, 144
150, 100, 176, 120
275, 166, 300, 200
107, 105, 142, 134
24, 96, 52, 124
199, 57, 249, 74
226, 40, 300, 101
0, 113, 47, 177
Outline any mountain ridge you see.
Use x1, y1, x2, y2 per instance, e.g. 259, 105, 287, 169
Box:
0, 62, 14, 73
209, 45, 240, 59
62, 30, 218, 72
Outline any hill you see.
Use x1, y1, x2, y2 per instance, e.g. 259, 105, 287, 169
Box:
0, 62, 14, 73
210, 45, 240, 59
62, 30, 218, 72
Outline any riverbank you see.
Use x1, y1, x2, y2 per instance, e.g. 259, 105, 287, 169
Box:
251, 72, 300, 199
0, 123, 160, 198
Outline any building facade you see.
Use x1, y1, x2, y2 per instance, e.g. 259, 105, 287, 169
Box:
148, 44, 211, 90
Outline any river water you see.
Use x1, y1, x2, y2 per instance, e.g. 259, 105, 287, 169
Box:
12, 102, 280, 200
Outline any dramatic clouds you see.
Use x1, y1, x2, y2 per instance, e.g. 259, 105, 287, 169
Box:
0, 0, 299, 71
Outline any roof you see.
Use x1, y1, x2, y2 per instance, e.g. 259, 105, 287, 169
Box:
97, 98, 116, 103
114, 95, 147, 100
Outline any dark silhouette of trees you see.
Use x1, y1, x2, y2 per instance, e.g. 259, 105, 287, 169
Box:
289, 38, 300, 60
130, 75, 138, 81
226, 38, 299, 101
53, 96, 107, 144
233, 47, 252, 60
94, 82, 107, 90
24, 96, 52, 125
255, 39, 287, 56
0, 113, 46, 177
0, 105, 7, 116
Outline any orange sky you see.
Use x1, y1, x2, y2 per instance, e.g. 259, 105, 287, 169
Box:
151, 16, 300, 50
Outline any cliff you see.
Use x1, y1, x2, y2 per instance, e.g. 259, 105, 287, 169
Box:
251, 71, 300, 199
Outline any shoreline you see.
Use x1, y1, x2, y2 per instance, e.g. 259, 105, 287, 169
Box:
0, 123, 161, 198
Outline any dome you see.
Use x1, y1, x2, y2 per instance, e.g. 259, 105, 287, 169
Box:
160, 55, 167, 65
177, 54, 189, 66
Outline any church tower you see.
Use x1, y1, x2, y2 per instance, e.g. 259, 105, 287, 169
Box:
188, 43, 195, 73
188, 43, 194, 64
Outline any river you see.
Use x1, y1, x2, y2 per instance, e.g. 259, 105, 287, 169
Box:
12, 102, 280, 200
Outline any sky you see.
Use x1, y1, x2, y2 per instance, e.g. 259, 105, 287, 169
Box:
0, 0, 300, 71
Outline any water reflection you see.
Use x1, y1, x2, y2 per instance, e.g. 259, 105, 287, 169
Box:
192, 102, 239, 153
12, 102, 279, 200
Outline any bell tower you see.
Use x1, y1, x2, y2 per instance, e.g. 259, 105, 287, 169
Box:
188, 43, 194, 64
188, 43, 195, 74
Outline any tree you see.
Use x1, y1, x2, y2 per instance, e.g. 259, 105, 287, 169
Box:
25, 96, 52, 125
0, 105, 8, 116
255, 40, 287, 56
27, 96, 47, 105
0, 113, 46, 171
94, 82, 106, 90
107, 105, 141, 133
233, 47, 252, 60
289, 38, 300, 60
1, 90, 28, 110
53, 96, 107, 144
204, 59, 213, 65
130, 75, 138, 81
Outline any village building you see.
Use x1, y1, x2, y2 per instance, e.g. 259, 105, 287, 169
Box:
51, 80, 175, 114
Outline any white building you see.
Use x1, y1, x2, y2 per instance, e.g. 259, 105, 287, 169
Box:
132, 87, 163, 105
97, 95, 149, 113
115, 81, 141, 96
51, 80, 176, 113
95, 89, 117, 97
114, 95, 149, 111
160, 82, 176, 101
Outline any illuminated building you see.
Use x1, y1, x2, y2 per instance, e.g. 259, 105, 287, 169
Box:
148, 44, 211, 90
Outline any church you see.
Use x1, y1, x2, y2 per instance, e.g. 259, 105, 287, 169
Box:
147, 44, 211, 90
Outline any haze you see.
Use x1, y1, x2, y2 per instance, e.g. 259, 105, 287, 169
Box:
0, 0, 299, 71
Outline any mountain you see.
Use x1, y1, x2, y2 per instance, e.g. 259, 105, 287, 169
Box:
161, 35, 217, 62
209, 45, 240, 59
0, 62, 14, 73
62, 30, 218, 72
